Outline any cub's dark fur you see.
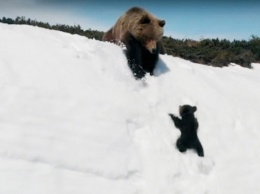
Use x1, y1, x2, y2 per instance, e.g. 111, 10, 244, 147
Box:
169, 105, 204, 157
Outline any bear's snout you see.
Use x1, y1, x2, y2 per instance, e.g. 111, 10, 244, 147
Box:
145, 40, 157, 54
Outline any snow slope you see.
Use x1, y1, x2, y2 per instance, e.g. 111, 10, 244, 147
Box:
0, 23, 260, 194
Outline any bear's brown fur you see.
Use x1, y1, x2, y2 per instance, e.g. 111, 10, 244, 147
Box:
103, 7, 166, 79
103, 7, 165, 53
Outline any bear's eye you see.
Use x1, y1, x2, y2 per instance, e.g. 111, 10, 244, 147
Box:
140, 16, 150, 24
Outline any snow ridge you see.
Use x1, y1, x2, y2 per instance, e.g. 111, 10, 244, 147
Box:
0, 23, 260, 194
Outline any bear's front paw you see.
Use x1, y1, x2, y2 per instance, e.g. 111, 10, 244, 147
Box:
169, 113, 176, 118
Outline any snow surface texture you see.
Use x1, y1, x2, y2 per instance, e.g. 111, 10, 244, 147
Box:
0, 23, 260, 194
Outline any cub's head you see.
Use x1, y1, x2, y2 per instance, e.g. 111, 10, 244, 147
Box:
179, 105, 197, 117
127, 7, 165, 53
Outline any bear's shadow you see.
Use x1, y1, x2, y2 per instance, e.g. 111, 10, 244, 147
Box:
153, 57, 170, 77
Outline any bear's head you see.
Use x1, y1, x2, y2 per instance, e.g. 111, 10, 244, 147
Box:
179, 105, 197, 117
125, 7, 165, 54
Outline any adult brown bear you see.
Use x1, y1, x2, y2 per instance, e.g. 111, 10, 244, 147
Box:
102, 7, 166, 79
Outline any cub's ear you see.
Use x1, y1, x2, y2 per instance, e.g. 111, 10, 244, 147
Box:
193, 106, 197, 112
179, 105, 183, 113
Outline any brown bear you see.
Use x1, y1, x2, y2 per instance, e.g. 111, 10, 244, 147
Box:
102, 7, 166, 79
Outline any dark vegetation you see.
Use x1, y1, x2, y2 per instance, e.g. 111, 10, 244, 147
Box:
0, 17, 103, 40
1, 16, 260, 68
162, 36, 260, 68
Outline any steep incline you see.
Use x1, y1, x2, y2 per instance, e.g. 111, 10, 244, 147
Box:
0, 23, 260, 194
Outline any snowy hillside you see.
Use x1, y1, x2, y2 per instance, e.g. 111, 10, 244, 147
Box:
0, 23, 260, 194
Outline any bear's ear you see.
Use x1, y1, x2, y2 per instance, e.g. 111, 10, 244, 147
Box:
159, 20, 165, 27
179, 105, 183, 114
192, 106, 197, 113
140, 15, 151, 24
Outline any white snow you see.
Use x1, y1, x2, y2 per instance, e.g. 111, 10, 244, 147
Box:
0, 23, 260, 194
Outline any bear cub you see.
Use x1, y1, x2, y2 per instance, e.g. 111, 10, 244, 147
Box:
102, 7, 165, 79
169, 105, 204, 157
